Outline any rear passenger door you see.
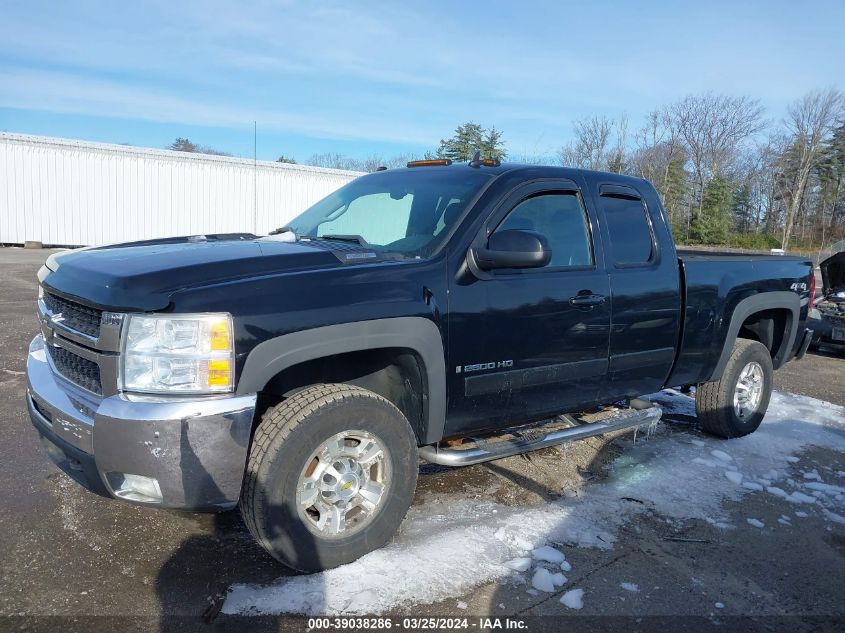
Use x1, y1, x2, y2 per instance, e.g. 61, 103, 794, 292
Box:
591, 181, 681, 400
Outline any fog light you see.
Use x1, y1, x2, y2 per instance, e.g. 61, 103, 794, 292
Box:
113, 473, 163, 503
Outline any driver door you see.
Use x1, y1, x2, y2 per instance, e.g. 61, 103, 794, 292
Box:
445, 180, 611, 435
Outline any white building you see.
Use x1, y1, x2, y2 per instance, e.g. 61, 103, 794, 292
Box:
0, 132, 361, 247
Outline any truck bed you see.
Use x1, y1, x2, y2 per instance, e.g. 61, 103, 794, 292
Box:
666, 252, 814, 388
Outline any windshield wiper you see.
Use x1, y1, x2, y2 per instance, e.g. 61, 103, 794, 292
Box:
316, 234, 370, 246
268, 226, 298, 237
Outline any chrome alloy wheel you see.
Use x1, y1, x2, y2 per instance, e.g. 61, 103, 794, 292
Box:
296, 430, 391, 537
733, 361, 765, 420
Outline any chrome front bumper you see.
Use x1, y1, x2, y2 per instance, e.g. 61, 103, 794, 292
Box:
26, 334, 257, 511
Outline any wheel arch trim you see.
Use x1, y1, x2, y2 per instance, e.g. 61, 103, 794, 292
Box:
708, 291, 799, 381
236, 317, 447, 444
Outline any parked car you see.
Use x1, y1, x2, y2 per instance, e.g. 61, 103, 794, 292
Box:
27, 158, 815, 571
809, 252, 845, 352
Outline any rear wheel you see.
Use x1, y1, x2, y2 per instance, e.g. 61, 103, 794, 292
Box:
240, 384, 419, 572
695, 339, 773, 438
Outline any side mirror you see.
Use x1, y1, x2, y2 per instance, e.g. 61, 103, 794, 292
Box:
472, 229, 552, 270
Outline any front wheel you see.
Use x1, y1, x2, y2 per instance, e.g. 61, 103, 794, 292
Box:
240, 384, 419, 572
695, 339, 773, 438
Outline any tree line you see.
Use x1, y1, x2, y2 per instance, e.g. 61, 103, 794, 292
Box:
166, 87, 845, 251
554, 90, 845, 251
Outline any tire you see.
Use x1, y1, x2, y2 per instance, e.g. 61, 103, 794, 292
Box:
240, 383, 419, 572
695, 339, 773, 439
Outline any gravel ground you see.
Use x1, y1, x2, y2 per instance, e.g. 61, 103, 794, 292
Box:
1, 247, 843, 631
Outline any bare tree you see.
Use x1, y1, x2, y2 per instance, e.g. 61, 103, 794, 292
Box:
670, 94, 766, 219
606, 114, 629, 173
557, 115, 621, 171
779, 88, 844, 248
307, 152, 414, 173
551, 90, 843, 250
631, 109, 688, 223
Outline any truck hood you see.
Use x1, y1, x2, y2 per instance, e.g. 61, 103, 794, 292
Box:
820, 251, 845, 300
41, 234, 345, 311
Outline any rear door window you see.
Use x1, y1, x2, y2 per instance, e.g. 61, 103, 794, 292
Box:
599, 194, 655, 266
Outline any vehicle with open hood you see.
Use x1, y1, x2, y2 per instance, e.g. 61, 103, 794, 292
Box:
809, 251, 845, 351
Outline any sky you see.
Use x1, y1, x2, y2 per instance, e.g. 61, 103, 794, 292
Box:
1, 0, 843, 163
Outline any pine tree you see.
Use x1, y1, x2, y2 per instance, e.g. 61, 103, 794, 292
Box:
480, 126, 507, 161
690, 175, 732, 244
663, 156, 689, 238
437, 123, 506, 162
816, 122, 845, 245
731, 181, 754, 233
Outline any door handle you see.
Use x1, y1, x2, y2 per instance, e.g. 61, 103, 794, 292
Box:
569, 293, 607, 308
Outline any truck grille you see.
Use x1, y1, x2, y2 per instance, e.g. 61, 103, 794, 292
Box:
47, 345, 102, 395
43, 292, 102, 338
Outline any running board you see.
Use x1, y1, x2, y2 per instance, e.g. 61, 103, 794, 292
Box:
419, 405, 662, 467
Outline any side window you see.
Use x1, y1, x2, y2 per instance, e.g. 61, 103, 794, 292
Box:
317, 192, 412, 245
599, 194, 655, 266
494, 192, 593, 268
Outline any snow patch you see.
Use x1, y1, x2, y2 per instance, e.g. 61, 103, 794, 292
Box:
531, 545, 566, 564
503, 558, 532, 572
620, 582, 639, 592
822, 509, 845, 524
560, 588, 584, 609
767, 486, 788, 499
710, 449, 733, 463
786, 491, 817, 504
531, 568, 557, 593
747, 518, 765, 528
805, 482, 845, 495
724, 471, 743, 485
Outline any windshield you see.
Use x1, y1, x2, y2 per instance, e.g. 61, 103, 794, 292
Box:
284, 168, 493, 257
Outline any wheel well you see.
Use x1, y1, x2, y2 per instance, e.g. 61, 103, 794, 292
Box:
737, 308, 790, 362
256, 348, 427, 444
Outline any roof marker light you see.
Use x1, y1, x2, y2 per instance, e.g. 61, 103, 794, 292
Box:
407, 159, 452, 167
469, 151, 500, 168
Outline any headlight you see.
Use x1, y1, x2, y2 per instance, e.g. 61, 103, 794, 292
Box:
120, 314, 234, 394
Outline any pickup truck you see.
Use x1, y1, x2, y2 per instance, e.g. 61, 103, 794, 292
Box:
26, 158, 815, 572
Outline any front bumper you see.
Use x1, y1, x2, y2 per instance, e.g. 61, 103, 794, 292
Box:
26, 334, 257, 511
808, 312, 845, 350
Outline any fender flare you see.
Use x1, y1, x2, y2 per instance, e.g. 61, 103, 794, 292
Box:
707, 291, 799, 382
236, 317, 446, 444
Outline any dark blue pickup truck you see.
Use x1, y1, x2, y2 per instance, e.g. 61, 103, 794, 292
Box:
27, 158, 815, 571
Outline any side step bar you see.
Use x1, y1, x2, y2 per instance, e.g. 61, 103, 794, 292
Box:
419, 405, 662, 467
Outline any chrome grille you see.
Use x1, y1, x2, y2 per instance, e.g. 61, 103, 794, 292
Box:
42, 292, 102, 338
47, 344, 103, 395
